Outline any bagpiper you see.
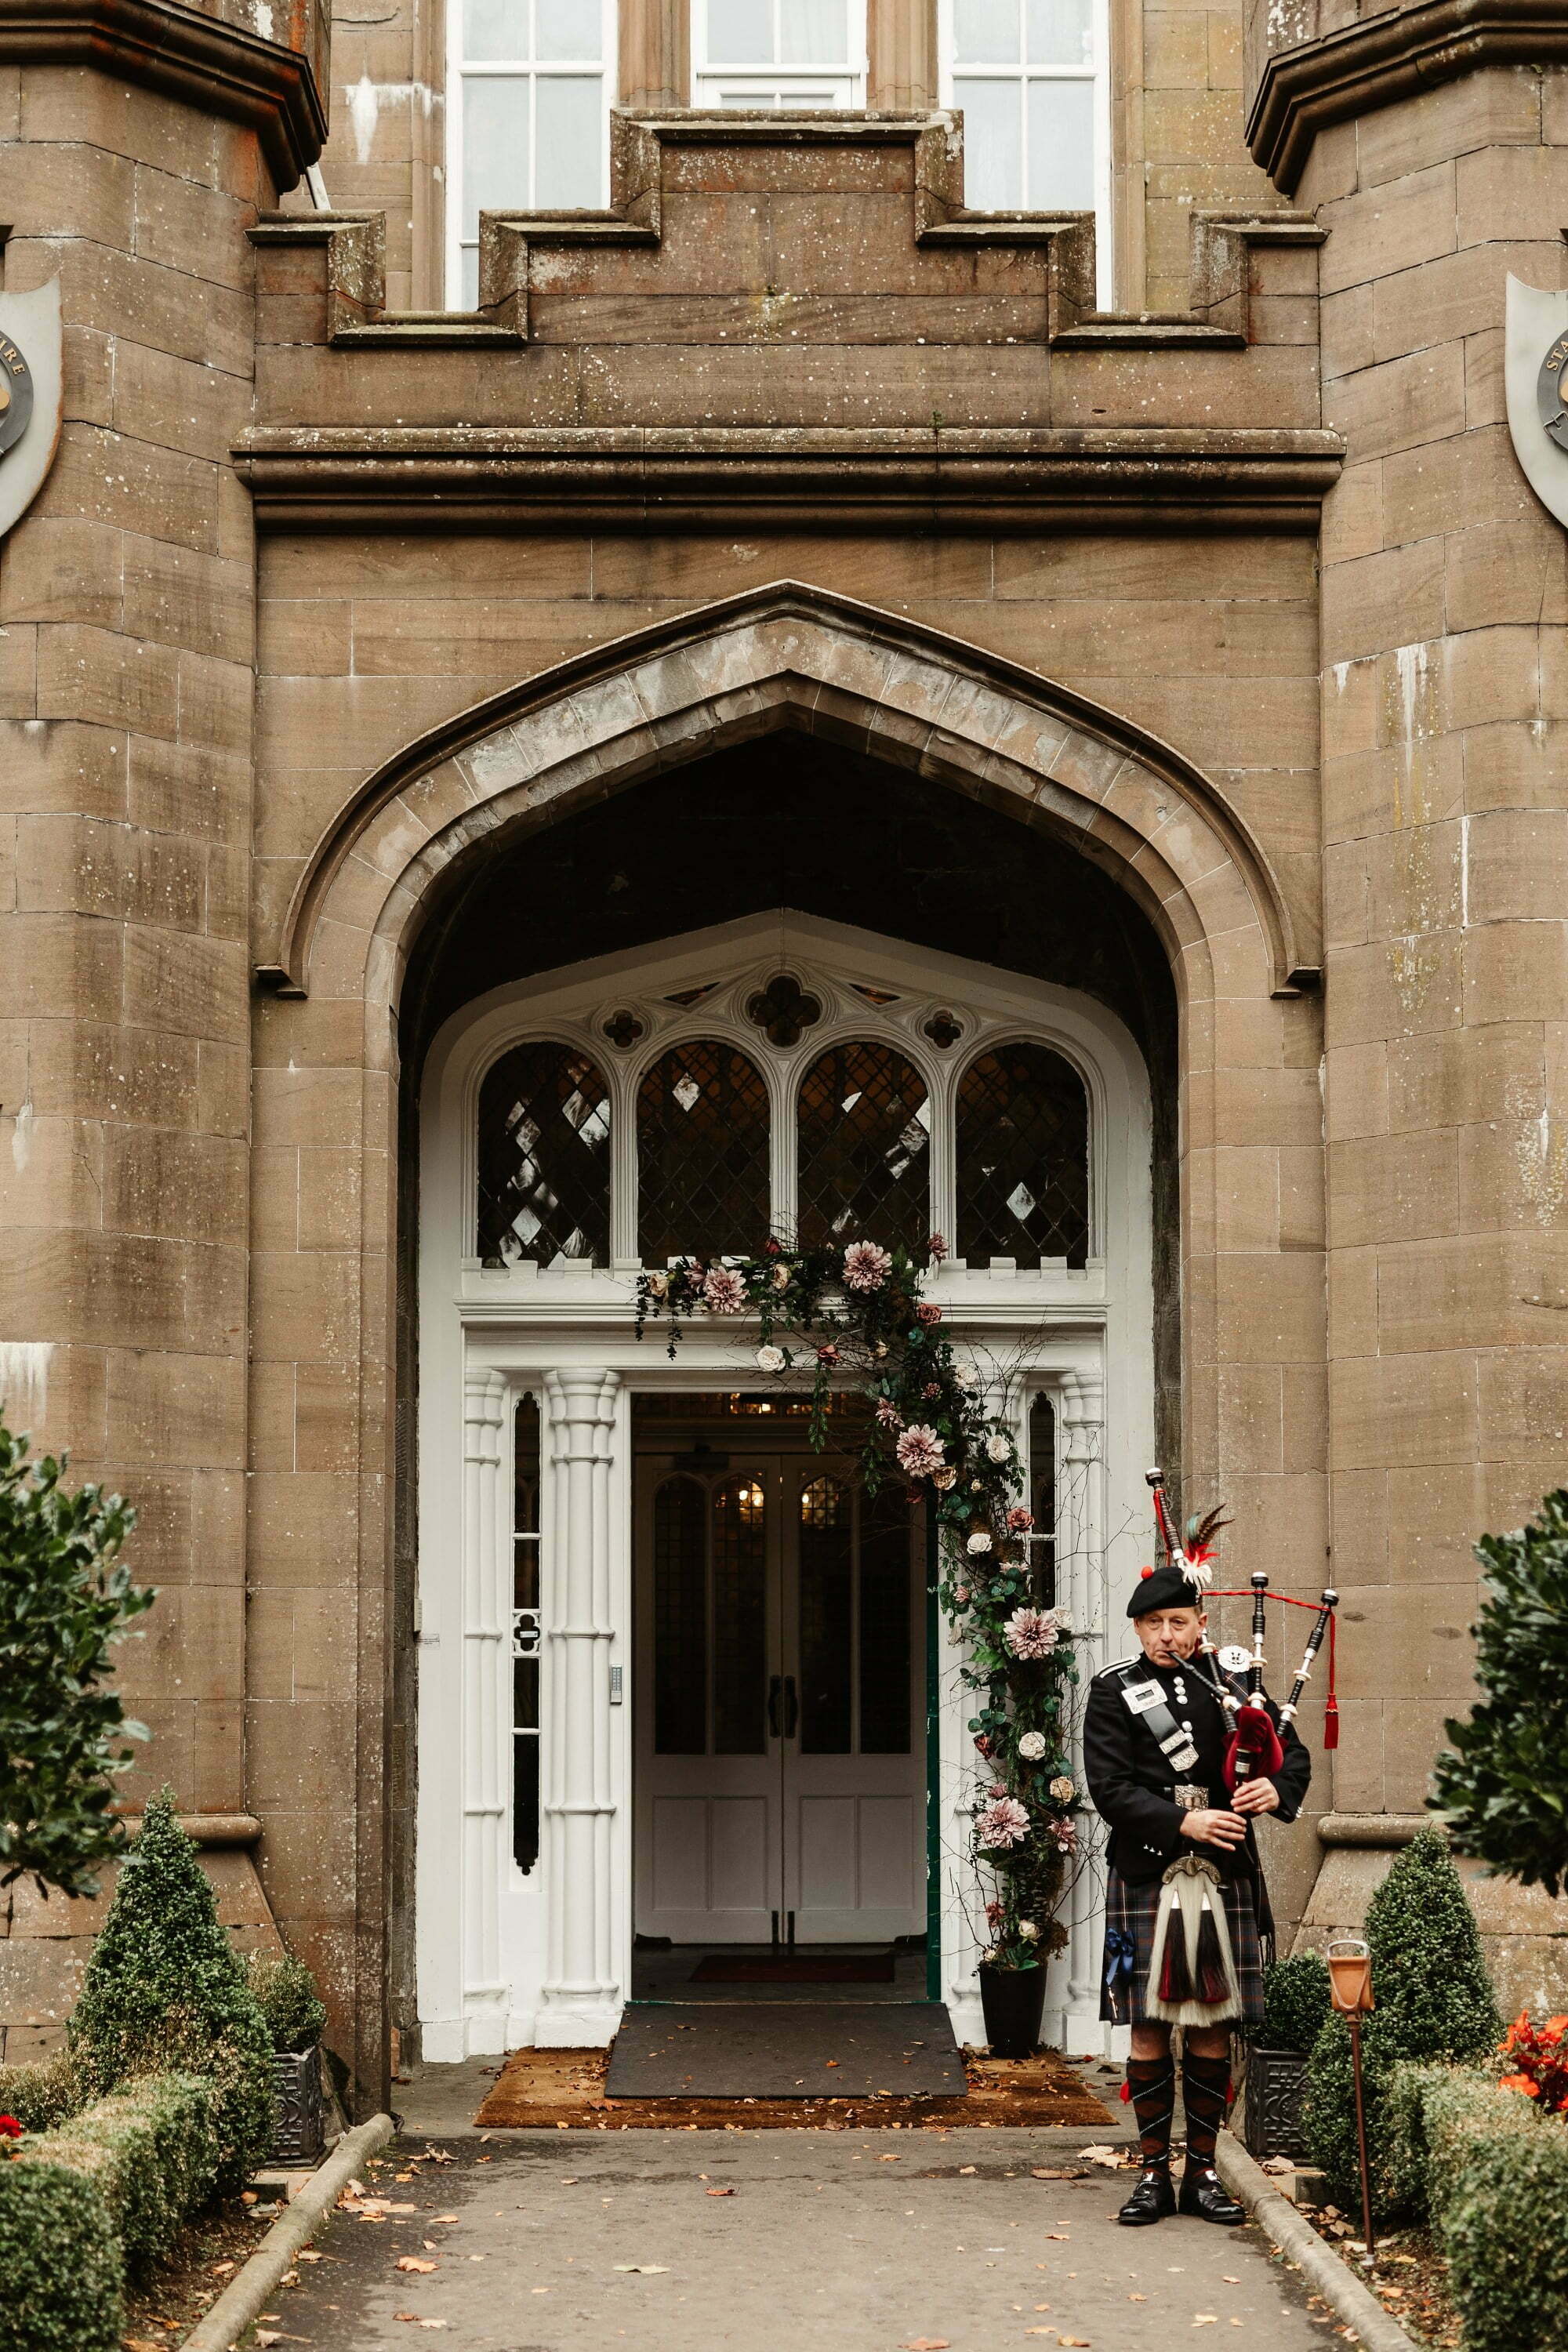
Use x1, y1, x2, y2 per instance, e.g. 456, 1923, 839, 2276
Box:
1083, 1481, 1312, 2227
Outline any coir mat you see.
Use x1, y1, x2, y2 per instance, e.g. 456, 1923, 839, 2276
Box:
474, 2045, 1113, 2129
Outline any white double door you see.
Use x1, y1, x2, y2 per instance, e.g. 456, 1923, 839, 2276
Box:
633, 1449, 927, 1945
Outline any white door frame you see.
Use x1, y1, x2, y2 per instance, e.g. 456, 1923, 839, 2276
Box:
415, 914, 1156, 2059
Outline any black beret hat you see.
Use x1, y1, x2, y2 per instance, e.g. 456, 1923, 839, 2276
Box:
1127, 1559, 1208, 1618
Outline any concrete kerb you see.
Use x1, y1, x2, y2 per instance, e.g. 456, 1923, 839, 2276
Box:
1215, 2130, 1417, 2352
180, 2114, 396, 2352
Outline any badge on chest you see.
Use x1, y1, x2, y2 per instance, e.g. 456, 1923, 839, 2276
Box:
1120, 1675, 1200, 1774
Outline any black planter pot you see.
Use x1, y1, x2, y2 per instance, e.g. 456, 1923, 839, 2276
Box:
270, 2045, 325, 2166
1243, 2045, 1309, 2162
978, 1962, 1047, 2060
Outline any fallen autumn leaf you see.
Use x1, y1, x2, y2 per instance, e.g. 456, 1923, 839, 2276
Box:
395, 2256, 438, 2274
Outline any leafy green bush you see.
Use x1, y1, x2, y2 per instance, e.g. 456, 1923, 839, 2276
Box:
1257, 1951, 1332, 2054
1303, 1829, 1500, 2214
245, 1949, 328, 2055
0, 1421, 151, 1900
1432, 1489, 1568, 1897
0, 2049, 81, 2135
0, 2158, 124, 2352
68, 1791, 273, 2189
15, 2072, 219, 2273
1385, 2063, 1568, 2351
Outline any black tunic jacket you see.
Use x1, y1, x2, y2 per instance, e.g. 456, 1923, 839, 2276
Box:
1082, 1652, 1312, 1886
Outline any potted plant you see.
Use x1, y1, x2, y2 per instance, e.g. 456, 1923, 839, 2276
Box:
1243, 1951, 1331, 2161
245, 1951, 329, 2165
972, 1782, 1073, 2060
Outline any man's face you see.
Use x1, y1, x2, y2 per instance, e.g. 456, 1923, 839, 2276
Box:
1134, 1605, 1206, 1666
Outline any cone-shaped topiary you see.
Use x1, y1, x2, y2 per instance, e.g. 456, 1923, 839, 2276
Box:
1304, 1828, 1501, 2216
67, 1791, 273, 2189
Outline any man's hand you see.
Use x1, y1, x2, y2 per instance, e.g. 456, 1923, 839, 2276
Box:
1179, 1806, 1247, 1849
1232, 1777, 1282, 1817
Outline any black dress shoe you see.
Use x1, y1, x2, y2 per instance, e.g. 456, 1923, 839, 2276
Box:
1116, 2168, 1176, 2226
1178, 2165, 1245, 2224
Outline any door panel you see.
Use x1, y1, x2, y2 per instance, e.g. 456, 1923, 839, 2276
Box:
634, 1448, 926, 1944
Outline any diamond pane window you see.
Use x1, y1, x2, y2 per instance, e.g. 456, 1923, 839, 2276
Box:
956, 1041, 1089, 1269
478, 1041, 611, 1268
637, 1041, 770, 1263
796, 1040, 931, 1252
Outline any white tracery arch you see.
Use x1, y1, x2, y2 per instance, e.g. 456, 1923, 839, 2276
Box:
416, 913, 1156, 2059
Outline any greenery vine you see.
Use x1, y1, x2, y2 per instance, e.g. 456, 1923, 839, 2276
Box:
635, 1233, 1080, 1969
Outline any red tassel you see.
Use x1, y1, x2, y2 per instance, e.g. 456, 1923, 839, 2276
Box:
1159, 1904, 1194, 2003
1193, 1902, 1229, 2005
1119, 2079, 1131, 2103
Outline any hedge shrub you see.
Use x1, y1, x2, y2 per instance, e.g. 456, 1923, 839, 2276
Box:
245, 1949, 328, 2055
15, 2071, 219, 2273
1385, 2062, 1568, 2352
1303, 1828, 1500, 2215
68, 1791, 273, 2189
1257, 1951, 1332, 2054
0, 2159, 123, 2352
0, 2049, 80, 2135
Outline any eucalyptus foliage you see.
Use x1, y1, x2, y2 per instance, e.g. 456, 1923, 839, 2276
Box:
1431, 1489, 1568, 1898
637, 1234, 1080, 1964
0, 1421, 152, 1899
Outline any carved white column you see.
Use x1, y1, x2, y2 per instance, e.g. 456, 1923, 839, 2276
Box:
1058, 1366, 1108, 2051
538, 1368, 623, 2045
461, 1367, 510, 2051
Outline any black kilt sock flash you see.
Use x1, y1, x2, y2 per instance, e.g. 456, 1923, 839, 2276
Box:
1181, 2047, 1232, 2167
1127, 2054, 1177, 2169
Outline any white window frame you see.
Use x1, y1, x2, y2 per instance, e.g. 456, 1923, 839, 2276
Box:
938, 0, 1112, 309
446, 0, 616, 309
692, 0, 867, 107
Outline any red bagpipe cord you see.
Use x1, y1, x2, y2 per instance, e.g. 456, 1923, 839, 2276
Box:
1207, 1589, 1338, 1751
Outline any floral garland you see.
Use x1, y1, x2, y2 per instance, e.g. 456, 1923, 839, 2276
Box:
635, 1234, 1080, 1971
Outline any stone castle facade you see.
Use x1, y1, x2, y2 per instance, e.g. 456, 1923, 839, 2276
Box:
2, 0, 1566, 2109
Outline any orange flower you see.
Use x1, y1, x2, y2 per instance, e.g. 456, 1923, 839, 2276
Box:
1543, 2016, 1568, 2038
1499, 2074, 1541, 2098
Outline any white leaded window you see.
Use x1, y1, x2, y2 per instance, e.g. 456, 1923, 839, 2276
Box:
940, 0, 1109, 263
471, 940, 1093, 1272
448, 0, 615, 307
693, 0, 867, 107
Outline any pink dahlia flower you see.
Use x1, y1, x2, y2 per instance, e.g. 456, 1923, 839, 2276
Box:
702, 1265, 747, 1314
875, 1398, 903, 1430
1004, 1606, 1062, 1661
975, 1795, 1029, 1849
843, 1240, 892, 1291
895, 1424, 946, 1479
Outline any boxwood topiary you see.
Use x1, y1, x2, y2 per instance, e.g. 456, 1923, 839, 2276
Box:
1258, 1951, 1332, 2054
67, 1791, 273, 2189
17, 2072, 220, 2273
0, 2049, 81, 2136
0, 2159, 123, 2352
1303, 1828, 1500, 2216
245, 1949, 328, 2055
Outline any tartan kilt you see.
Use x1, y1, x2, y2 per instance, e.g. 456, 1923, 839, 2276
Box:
1100, 1866, 1265, 2027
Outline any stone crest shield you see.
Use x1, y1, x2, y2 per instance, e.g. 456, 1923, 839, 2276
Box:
0, 278, 63, 541
1505, 274, 1568, 530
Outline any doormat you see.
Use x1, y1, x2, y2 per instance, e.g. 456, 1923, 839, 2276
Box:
606, 2001, 965, 2098
689, 1952, 895, 1985
474, 2043, 1116, 2130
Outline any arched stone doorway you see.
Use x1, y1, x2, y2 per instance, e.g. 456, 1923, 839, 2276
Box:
249, 583, 1320, 2100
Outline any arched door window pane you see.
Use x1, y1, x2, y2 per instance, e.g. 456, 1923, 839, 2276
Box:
478, 1041, 611, 1267
796, 1040, 931, 1252
653, 1476, 707, 1756
637, 1041, 770, 1263
956, 1041, 1090, 1269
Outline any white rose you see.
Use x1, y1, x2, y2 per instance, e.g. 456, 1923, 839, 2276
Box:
1018, 1919, 1040, 1941
966, 1530, 993, 1555
1049, 1773, 1076, 1802
756, 1344, 786, 1373
1018, 1730, 1047, 1761
771, 1265, 791, 1292
985, 1432, 1011, 1463
644, 1271, 668, 1298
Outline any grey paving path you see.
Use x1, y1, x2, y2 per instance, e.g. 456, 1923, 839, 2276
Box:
260, 2125, 1334, 2350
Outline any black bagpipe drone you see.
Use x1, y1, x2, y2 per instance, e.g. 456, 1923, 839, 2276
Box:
1145, 1468, 1339, 1773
